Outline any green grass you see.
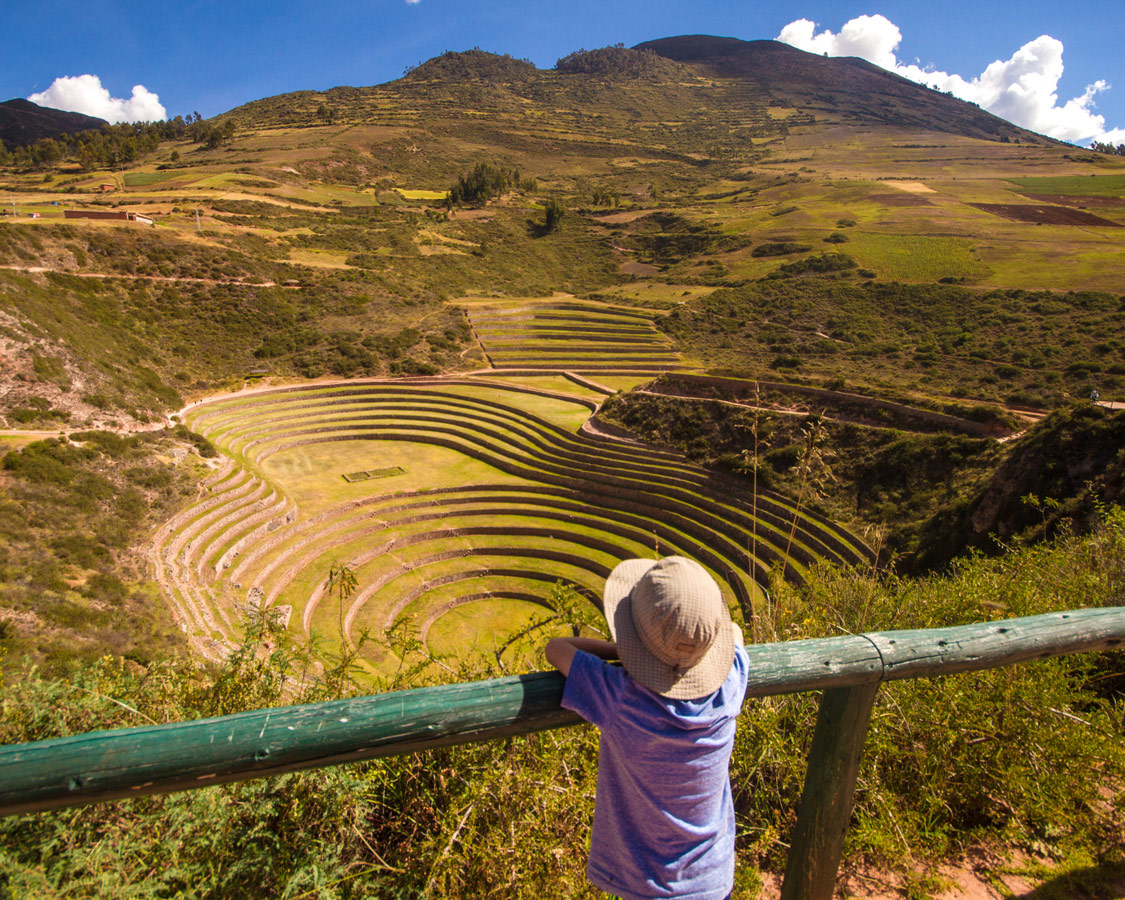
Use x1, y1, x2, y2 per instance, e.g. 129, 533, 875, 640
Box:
122, 172, 178, 187
1007, 174, 1125, 196
258, 439, 524, 514
396, 188, 449, 200
425, 594, 564, 659
847, 232, 990, 282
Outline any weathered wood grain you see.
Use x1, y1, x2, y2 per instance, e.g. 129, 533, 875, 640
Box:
0, 672, 580, 817
869, 608, 1125, 679
781, 683, 880, 900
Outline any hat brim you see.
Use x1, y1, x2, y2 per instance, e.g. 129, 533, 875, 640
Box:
602, 558, 739, 700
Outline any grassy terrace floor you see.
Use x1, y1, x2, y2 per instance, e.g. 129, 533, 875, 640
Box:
463, 296, 687, 373
166, 377, 871, 679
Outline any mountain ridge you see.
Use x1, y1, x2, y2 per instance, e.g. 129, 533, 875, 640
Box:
220, 36, 1048, 146
0, 98, 108, 149
635, 36, 1046, 143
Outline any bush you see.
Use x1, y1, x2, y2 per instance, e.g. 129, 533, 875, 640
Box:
769, 252, 858, 278
390, 358, 439, 376
172, 424, 218, 457
542, 198, 566, 233
751, 241, 810, 258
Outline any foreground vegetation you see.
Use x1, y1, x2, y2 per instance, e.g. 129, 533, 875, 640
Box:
0, 509, 1122, 898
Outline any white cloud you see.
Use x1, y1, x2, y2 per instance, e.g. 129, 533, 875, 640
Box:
777, 15, 901, 71
28, 74, 166, 124
776, 16, 1122, 145
405, 0, 420, 4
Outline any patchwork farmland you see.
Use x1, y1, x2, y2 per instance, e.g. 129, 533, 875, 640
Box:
161, 376, 871, 675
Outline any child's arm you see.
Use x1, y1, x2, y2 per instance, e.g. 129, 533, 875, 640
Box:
545, 637, 618, 677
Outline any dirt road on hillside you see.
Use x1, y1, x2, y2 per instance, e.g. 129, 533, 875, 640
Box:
0, 263, 294, 288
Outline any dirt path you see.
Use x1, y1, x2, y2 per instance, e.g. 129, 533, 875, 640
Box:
0, 263, 293, 289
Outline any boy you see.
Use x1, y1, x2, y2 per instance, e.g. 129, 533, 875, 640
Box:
546, 556, 749, 900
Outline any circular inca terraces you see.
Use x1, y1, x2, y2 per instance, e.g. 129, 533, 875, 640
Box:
158, 385, 870, 671
155, 300, 872, 675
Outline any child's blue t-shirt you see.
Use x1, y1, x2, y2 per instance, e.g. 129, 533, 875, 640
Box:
561, 645, 750, 900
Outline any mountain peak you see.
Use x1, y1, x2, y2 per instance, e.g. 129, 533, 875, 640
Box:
403, 49, 538, 83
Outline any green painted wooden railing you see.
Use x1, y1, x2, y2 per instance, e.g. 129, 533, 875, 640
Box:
1, 607, 1122, 900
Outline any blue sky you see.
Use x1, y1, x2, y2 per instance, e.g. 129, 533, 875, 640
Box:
2, 1, 1122, 144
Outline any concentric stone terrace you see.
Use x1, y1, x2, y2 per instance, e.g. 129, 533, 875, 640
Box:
158, 377, 871, 672
465, 298, 685, 372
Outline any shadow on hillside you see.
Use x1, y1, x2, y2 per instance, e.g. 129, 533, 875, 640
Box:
1014, 858, 1125, 899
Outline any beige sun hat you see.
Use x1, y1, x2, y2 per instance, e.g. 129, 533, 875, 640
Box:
603, 556, 741, 700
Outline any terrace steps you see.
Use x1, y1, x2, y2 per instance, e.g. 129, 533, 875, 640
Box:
466, 300, 684, 373
157, 379, 872, 670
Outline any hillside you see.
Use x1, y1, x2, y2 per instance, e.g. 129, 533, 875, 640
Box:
0, 39, 1120, 424
0, 99, 107, 149
637, 36, 1043, 142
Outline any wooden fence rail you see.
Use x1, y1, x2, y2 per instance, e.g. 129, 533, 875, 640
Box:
1, 607, 1122, 900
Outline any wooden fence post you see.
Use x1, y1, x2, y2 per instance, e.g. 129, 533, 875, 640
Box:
780, 681, 880, 900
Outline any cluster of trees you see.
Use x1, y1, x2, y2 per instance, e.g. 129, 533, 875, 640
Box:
1090, 140, 1125, 156
0, 113, 236, 171
590, 186, 620, 207
446, 163, 536, 207
554, 44, 668, 78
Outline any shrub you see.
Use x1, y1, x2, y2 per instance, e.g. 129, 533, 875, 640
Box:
752, 241, 810, 258
765, 443, 801, 471
542, 198, 566, 233
769, 252, 858, 278
172, 424, 217, 458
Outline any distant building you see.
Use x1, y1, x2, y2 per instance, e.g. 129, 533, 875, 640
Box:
99, 183, 116, 192
64, 210, 154, 226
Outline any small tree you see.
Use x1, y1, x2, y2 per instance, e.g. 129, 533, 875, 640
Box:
781, 416, 836, 575
326, 562, 358, 639
543, 197, 566, 233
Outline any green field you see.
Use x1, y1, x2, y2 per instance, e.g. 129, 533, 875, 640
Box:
123, 171, 178, 186
846, 232, 989, 282
1007, 173, 1125, 196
